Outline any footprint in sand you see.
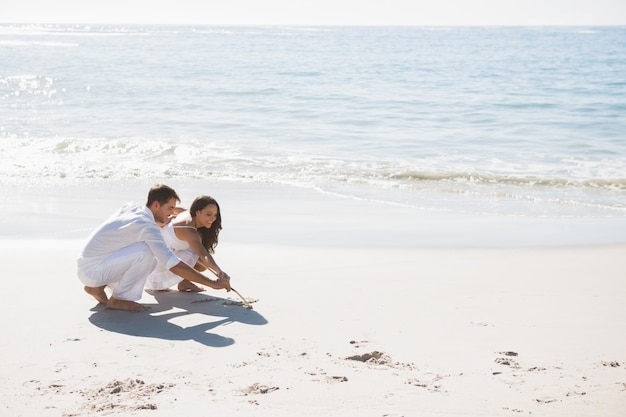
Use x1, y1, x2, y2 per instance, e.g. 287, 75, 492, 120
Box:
345, 351, 388, 363
502, 407, 525, 413
77, 378, 174, 413
494, 352, 548, 373
495, 357, 520, 368
242, 383, 279, 395
326, 375, 348, 383
349, 340, 370, 348
494, 351, 521, 369
345, 351, 415, 370
535, 397, 557, 404
406, 375, 447, 393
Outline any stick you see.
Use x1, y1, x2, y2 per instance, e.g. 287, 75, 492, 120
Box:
230, 287, 253, 309
205, 265, 252, 309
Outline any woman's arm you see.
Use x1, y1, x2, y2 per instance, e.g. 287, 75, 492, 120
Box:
175, 227, 230, 280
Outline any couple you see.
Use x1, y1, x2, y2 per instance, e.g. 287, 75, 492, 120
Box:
77, 184, 232, 311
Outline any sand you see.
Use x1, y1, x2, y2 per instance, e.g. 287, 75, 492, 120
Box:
1, 181, 625, 416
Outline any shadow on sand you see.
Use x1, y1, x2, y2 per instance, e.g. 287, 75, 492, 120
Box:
88, 290, 267, 347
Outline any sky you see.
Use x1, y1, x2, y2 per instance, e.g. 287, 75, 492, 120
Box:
2, 0, 626, 26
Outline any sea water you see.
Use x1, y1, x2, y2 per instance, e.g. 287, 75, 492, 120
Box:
1, 24, 625, 226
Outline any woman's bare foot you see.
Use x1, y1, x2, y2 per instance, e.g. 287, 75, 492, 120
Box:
106, 297, 145, 311
84, 285, 108, 304
178, 280, 204, 292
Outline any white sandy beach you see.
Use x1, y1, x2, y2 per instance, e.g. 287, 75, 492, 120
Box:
1, 181, 625, 417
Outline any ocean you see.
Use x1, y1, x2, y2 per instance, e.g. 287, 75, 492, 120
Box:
1, 24, 625, 222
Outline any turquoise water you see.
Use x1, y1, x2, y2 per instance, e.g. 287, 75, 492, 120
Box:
1, 24, 625, 218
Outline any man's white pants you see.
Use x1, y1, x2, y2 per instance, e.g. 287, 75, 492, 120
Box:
145, 247, 198, 291
77, 243, 157, 301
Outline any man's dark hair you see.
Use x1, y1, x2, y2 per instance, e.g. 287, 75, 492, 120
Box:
146, 184, 180, 206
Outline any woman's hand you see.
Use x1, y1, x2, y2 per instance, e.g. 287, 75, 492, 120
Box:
216, 270, 231, 291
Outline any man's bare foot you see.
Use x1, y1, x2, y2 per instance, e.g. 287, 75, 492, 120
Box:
84, 286, 108, 304
106, 297, 145, 311
178, 280, 204, 292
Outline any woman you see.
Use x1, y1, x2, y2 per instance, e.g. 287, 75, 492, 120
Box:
146, 195, 231, 292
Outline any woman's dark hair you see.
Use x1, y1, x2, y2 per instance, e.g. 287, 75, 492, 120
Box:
190, 195, 222, 254
146, 184, 180, 206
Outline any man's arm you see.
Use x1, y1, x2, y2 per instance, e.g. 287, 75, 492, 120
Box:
170, 261, 231, 291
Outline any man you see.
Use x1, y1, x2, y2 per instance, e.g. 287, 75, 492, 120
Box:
77, 184, 231, 311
